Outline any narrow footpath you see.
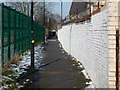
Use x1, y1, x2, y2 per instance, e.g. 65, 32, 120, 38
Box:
21, 37, 91, 88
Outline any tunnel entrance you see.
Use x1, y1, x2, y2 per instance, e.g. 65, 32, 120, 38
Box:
47, 30, 57, 39
52, 32, 56, 36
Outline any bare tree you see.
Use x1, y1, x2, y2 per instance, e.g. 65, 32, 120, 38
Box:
6, 2, 60, 30
8, 2, 53, 16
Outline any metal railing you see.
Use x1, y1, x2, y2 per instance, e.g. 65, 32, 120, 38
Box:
0, 4, 44, 65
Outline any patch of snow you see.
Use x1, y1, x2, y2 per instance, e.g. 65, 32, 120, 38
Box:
2, 76, 13, 81
1, 44, 44, 89
86, 81, 91, 84
72, 57, 76, 61
86, 82, 95, 88
11, 64, 17, 67
79, 65, 83, 68
85, 82, 95, 88
59, 44, 62, 48
81, 70, 89, 79
0, 85, 9, 90
16, 45, 44, 74
72, 64, 75, 66
26, 79, 29, 82
17, 85, 24, 88
77, 63, 83, 68
62, 51, 65, 53
81, 69, 95, 88
23, 81, 27, 84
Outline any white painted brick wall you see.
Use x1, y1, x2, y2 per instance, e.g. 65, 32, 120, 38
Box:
58, 9, 109, 88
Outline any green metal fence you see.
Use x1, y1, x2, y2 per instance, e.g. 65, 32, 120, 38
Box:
0, 4, 44, 65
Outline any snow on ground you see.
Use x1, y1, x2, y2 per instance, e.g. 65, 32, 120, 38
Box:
81, 67, 95, 88
18, 45, 44, 74
71, 57, 95, 88
86, 82, 95, 88
14, 45, 44, 76
81, 70, 89, 79
1, 45, 44, 90
79, 65, 95, 88
59, 43, 95, 89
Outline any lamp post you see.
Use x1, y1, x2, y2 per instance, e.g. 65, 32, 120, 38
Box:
31, 0, 35, 70
43, 0, 46, 45
60, 0, 62, 22
46, 11, 50, 30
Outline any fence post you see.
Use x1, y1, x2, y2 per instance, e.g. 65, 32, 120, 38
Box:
14, 9, 16, 54
8, 7, 10, 60
116, 29, 119, 90
2, 3, 4, 65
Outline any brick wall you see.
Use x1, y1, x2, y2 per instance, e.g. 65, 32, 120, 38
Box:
108, 1, 120, 88
58, 9, 109, 88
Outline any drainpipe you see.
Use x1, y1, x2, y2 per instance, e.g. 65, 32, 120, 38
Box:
89, 0, 91, 17
98, 1, 100, 9
116, 29, 119, 90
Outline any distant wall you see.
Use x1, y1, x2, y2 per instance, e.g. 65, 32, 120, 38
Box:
58, 9, 109, 88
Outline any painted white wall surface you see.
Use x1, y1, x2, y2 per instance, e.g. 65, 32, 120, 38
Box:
58, 9, 109, 88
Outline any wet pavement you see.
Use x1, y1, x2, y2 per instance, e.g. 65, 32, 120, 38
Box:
19, 37, 91, 88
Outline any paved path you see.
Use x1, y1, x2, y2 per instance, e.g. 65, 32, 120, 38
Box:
22, 38, 90, 88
